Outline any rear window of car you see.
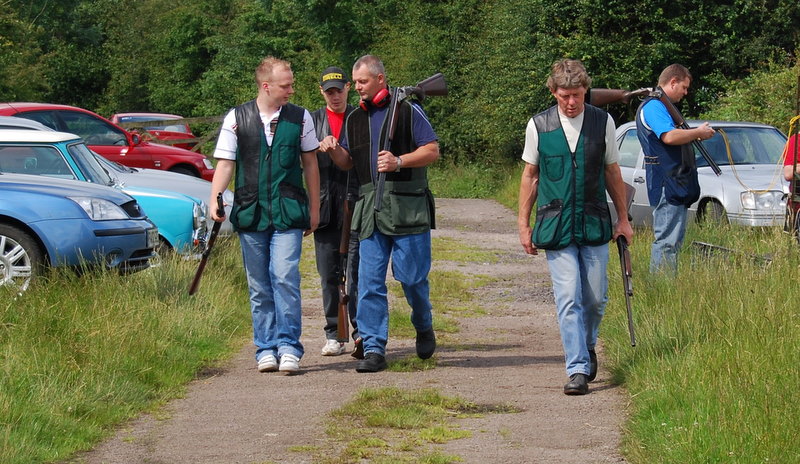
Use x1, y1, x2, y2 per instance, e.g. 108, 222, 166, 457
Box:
0, 144, 76, 179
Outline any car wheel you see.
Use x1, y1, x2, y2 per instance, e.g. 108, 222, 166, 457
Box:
0, 224, 44, 293
700, 200, 728, 225
169, 166, 199, 177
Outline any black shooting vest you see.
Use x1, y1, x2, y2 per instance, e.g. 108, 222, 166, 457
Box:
311, 105, 358, 230
531, 104, 612, 250
344, 98, 435, 239
231, 100, 309, 232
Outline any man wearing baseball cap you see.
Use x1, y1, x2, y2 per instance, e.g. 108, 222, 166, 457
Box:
311, 66, 362, 358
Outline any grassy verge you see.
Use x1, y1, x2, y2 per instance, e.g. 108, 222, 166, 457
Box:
604, 223, 800, 462
0, 238, 251, 464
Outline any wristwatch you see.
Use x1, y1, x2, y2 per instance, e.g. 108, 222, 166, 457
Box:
395, 156, 403, 172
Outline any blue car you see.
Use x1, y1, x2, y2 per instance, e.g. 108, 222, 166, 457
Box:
0, 172, 158, 292
0, 130, 207, 253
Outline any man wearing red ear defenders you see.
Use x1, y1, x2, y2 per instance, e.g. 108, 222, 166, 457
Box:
320, 54, 439, 373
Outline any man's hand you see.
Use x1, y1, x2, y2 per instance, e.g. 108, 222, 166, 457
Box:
518, 225, 538, 255
318, 135, 339, 152
377, 150, 401, 172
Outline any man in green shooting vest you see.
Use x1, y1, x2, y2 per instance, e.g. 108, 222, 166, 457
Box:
517, 59, 633, 395
210, 56, 320, 375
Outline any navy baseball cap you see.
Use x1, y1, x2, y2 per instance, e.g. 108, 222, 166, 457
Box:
320, 66, 349, 90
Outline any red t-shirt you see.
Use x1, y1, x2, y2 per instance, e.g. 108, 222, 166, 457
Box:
784, 134, 800, 166
326, 108, 345, 139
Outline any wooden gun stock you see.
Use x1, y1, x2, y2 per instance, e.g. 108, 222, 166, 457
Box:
616, 236, 636, 347
336, 196, 354, 342
653, 87, 722, 176
188, 193, 225, 296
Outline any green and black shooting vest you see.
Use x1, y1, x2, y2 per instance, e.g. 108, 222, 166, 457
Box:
532, 104, 612, 250
345, 99, 435, 240
231, 100, 310, 232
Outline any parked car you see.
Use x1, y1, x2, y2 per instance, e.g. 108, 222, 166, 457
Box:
93, 154, 234, 235
0, 172, 158, 292
0, 115, 232, 235
0, 103, 214, 180
0, 130, 207, 253
611, 120, 788, 227
110, 112, 198, 150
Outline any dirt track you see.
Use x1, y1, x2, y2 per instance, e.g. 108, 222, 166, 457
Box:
68, 198, 626, 464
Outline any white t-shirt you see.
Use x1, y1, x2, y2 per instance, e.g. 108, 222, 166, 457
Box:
521, 108, 619, 166
213, 106, 319, 161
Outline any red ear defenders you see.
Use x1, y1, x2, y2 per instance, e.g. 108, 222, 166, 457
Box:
359, 88, 391, 111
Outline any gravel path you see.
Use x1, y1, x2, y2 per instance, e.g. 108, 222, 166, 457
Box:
69, 198, 626, 464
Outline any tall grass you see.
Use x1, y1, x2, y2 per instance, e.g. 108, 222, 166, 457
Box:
604, 224, 800, 463
0, 238, 251, 464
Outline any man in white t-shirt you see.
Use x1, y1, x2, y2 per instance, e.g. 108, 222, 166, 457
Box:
209, 56, 320, 375
517, 59, 633, 395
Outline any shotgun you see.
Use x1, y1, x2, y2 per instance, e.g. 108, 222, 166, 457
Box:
336, 193, 355, 343
374, 72, 448, 211
616, 236, 636, 347
188, 193, 225, 295
651, 87, 722, 176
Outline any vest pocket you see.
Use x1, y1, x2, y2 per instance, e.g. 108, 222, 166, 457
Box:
532, 199, 564, 248
582, 200, 612, 244
232, 184, 259, 230
277, 181, 309, 229
386, 190, 430, 232
278, 143, 301, 169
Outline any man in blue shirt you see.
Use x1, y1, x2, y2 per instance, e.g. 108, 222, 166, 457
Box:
321, 55, 439, 373
636, 64, 715, 273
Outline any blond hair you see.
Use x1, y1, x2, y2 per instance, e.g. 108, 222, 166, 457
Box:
255, 56, 292, 85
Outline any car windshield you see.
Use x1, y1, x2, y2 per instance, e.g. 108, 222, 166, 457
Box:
119, 116, 190, 134
68, 142, 115, 185
696, 126, 787, 167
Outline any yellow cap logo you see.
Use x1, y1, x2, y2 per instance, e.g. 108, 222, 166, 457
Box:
322, 72, 343, 82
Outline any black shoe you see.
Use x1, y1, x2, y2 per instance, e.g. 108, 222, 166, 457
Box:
588, 349, 598, 382
564, 374, 589, 395
351, 337, 364, 359
355, 352, 387, 373
415, 328, 436, 360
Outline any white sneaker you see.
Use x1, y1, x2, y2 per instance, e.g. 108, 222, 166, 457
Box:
257, 354, 278, 372
279, 353, 300, 374
321, 339, 345, 356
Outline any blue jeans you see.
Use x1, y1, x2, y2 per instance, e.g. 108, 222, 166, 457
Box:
651, 191, 689, 274
357, 230, 433, 356
239, 228, 304, 362
545, 243, 609, 377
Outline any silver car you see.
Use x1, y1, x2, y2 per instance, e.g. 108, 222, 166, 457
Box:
611, 120, 788, 227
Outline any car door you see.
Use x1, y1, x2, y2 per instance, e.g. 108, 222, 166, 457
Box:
616, 127, 652, 226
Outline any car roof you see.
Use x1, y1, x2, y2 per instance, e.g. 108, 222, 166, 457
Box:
0, 116, 55, 131
616, 119, 779, 131
0, 129, 81, 143
0, 102, 85, 112
113, 112, 183, 119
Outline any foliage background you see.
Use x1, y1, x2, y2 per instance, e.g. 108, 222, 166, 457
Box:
2, 0, 799, 163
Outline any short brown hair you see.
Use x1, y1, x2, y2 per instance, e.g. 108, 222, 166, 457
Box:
658, 64, 692, 86
255, 56, 291, 85
546, 59, 592, 92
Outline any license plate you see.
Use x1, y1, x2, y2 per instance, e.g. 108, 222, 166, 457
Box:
146, 227, 159, 248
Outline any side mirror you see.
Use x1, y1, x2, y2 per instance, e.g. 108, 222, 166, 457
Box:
131, 133, 141, 145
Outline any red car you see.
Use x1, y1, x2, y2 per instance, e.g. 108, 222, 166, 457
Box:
0, 103, 214, 181
110, 112, 198, 151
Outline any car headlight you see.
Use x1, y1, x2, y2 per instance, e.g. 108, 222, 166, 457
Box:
69, 196, 129, 220
740, 191, 785, 210
203, 158, 214, 170
193, 201, 208, 230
